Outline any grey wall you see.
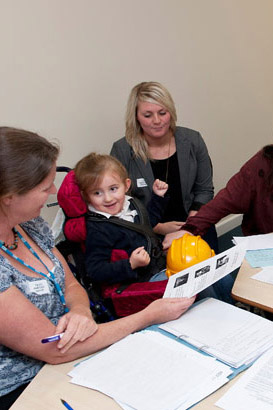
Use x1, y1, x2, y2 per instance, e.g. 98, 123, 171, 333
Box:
1, 0, 272, 224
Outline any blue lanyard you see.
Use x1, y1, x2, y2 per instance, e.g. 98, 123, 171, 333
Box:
0, 228, 68, 312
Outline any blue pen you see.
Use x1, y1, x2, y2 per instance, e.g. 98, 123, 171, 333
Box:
41, 332, 64, 344
61, 399, 74, 410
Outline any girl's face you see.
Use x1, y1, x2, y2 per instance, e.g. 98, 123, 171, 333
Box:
137, 101, 171, 141
86, 171, 131, 215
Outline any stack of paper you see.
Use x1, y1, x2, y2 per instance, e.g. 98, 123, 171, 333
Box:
68, 330, 232, 410
68, 298, 273, 409
233, 233, 273, 250
216, 345, 273, 410
233, 234, 273, 285
160, 298, 273, 368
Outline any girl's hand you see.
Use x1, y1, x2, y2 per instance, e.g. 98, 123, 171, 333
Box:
130, 246, 150, 269
152, 179, 168, 197
55, 306, 98, 353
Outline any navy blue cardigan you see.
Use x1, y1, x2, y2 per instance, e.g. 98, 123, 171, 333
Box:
84, 194, 168, 285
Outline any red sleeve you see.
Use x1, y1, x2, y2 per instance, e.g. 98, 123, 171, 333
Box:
183, 151, 260, 236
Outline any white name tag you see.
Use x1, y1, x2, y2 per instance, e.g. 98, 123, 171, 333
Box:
137, 178, 148, 188
28, 279, 50, 295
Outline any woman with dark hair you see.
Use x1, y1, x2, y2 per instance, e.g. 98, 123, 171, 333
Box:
0, 127, 194, 409
180, 145, 273, 240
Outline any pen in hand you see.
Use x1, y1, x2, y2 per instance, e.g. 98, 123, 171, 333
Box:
41, 332, 64, 344
61, 399, 74, 410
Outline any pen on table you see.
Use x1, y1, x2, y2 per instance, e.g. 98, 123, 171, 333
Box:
41, 332, 64, 344
61, 398, 75, 410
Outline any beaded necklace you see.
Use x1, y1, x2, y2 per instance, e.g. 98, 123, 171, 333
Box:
0, 228, 19, 250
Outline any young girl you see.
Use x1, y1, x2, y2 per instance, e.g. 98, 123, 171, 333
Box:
74, 153, 169, 286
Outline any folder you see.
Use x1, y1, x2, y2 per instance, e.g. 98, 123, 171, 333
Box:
159, 298, 273, 368
67, 298, 273, 409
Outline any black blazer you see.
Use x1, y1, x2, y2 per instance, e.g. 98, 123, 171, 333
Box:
110, 126, 214, 213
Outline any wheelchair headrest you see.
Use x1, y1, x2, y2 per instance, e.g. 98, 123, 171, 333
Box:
57, 170, 87, 242
58, 170, 87, 217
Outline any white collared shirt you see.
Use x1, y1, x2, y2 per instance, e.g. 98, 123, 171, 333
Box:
88, 195, 138, 222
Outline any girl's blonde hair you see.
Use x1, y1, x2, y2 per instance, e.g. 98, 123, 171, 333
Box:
74, 153, 129, 201
125, 81, 177, 162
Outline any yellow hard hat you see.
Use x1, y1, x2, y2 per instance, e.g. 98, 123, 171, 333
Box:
166, 234, 215, 278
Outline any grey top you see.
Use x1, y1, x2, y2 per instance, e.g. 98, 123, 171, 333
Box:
110, 126, 214, 213
0, 217, 66, 396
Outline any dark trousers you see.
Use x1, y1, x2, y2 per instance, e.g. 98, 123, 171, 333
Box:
0, 383, 29, 410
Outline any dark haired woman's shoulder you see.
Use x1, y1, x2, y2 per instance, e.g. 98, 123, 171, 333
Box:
238, 148, 271, 176
21, 217, 54, 248
245, 148, 269, 163
262, 144, 273, 159
242, 146, 273, 163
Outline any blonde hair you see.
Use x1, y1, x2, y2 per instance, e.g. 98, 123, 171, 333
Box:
125, 82, 177, 162
74, 153, 129, 201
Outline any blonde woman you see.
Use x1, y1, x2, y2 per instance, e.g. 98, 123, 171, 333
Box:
111, 81, 218, 252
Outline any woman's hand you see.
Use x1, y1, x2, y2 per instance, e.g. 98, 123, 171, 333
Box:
55, 306, 98, 353
188, 210, 198, 218
130, 246, 150, 269
145, 296, 196, 325
153, 221, 185, 235
162, 230, 192, 250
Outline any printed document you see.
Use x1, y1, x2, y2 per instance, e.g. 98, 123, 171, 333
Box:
68, 330, 231, 410
164, 243, 246, 298
160, 298, 273, 368
216, 346, 273, 410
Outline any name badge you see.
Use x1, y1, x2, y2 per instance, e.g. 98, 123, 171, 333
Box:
137, 178, 148, 188
28, 279, 50, 295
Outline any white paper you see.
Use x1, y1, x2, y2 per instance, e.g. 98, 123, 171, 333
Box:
68, 330, 232, 410
233, 233, 273, 250
251, 267, 273, 285
164, 243, 246, 298
160, 298, 273, 368
216, 346, 273, 410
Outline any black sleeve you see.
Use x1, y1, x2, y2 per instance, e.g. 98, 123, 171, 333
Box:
147, 193, 169, 227
84, 222, 138, 285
